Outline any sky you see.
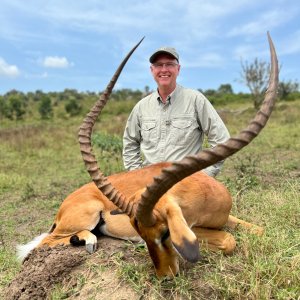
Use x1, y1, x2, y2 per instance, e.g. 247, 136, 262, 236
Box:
0, 0, 299, 95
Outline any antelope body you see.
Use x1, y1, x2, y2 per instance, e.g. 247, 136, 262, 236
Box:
18, 34, 278, 277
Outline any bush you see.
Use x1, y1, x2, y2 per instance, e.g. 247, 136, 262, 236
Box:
92, 132, 123, 154
65, 99, 82, 116
5, 95, 27, 120
38, 96, 53, 119
92, 132, 124, 175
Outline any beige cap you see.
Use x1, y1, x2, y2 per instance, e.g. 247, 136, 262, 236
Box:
149, 46, 179, 63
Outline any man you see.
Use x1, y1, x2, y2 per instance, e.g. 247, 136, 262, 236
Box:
122, 46, 230, 177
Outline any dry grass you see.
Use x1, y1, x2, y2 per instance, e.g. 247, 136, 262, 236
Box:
0, 99, 299, 299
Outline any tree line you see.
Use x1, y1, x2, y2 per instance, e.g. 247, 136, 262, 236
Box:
0, 58, 299, 121
0, 88, 146, 121
0, 84, 299, 121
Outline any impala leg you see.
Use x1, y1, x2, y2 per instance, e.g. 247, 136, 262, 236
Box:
192, 227, 236, 255
226, 215, 264, 236
39, 230, 98, 253
101, 211, 142, 242
70, 230, 98, 253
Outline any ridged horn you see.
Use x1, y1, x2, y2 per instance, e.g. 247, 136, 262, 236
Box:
135, 32, 278, 227
78, 38, 144, 216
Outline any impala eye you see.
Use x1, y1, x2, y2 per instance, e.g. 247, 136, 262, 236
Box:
161, 229, 170, 243
133, 218, 139, 229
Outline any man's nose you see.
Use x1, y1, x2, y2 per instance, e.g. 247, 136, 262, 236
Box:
161, 64, 168, 70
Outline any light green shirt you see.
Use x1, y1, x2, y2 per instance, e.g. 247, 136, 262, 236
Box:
122, 85, 230, 177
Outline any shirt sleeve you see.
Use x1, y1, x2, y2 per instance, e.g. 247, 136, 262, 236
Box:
195, 93, 230, 176
122, 104, 144, 170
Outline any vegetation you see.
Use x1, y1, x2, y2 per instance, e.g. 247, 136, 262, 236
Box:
278, 80, 299, 101
1, 84, 299, 122
0, 89, 299, 299
239, 58, 299, 109
239, 58, 270, 109
38, 95, 53, 119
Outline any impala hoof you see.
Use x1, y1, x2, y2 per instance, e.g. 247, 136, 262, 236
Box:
86, 243, 97, 254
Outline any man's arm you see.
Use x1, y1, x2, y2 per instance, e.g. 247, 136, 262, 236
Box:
122, 106, 144, 170
196, 93, 230, 177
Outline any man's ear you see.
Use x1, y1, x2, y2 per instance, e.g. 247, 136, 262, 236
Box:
166, 203, 200, 263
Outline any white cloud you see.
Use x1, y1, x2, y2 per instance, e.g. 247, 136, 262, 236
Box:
42, 56, 72, 68
0, 57, 20, 78
0, 0, 299, 93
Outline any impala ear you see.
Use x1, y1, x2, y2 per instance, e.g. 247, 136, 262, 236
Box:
166, 204, 200, 263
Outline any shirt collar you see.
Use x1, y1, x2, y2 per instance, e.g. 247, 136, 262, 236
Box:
155, 85, 181, 105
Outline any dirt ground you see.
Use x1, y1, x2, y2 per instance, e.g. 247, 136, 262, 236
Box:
5, 237, 141, 300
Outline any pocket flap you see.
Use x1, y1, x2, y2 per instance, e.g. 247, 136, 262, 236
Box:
142, 122, 156, 131
171, 119, 192, 129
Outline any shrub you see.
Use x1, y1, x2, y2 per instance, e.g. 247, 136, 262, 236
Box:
65, 99, 82, 116
38, 96, 53, 119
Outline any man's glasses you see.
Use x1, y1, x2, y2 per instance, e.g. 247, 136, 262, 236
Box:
151, 62, 179, 70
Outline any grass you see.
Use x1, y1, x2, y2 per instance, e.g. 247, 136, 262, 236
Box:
0, 99, 299, 299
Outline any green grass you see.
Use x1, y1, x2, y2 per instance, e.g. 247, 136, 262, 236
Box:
0, 99, 299, 299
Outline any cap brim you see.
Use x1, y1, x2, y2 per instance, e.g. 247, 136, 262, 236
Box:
149, 51, 178, 63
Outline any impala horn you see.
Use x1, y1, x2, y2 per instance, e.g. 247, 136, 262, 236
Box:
135, 32, 279, 227
78, 38, 144, 216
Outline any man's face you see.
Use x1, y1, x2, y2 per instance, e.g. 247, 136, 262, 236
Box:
150, 54, 180, 90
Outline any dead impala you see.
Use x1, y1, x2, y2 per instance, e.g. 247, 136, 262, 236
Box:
18, 33, 278, 277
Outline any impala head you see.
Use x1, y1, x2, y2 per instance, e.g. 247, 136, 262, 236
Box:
130, 201, 199, 277
79, 33, 278, 277
123, 186, 200, 277
132, 215, 180, 277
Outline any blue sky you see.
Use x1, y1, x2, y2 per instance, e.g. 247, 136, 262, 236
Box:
1, 0, 299, 95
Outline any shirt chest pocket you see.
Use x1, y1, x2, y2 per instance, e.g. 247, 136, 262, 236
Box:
141, 121, 157, 144
169, 118, 198, 145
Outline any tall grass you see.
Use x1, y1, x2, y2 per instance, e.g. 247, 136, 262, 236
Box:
0, 99, 299, 299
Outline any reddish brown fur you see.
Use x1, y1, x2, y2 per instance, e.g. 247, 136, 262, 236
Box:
40, 162, 173, 247
32, 162, 262, 277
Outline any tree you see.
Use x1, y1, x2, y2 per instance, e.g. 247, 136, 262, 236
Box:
202, 89, 217, 96
144, 85, 151, 96
278, 80, 299, 100
5, 94, 27, 120
217, 84, 233, 94
65, 98, 82, 116
38, 96, 53, 119
240, 58, 270, 109
33, 90, 45, 101
0, 96, 7, 120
